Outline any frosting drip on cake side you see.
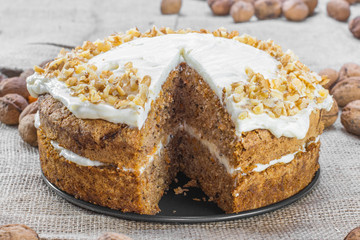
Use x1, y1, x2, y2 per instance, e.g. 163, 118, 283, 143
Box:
27, 32, 333, 139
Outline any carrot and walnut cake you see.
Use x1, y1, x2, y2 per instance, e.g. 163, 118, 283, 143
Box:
27, 27, 332, 215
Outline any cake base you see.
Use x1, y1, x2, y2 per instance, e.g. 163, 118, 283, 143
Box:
41, 169, 320, 223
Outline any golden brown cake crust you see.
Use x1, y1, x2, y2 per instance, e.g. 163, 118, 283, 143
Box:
179, 64, 323, 170
37, 63, 325, 215
38, 128, 177, 215
38, 68, 181, 169
176, 130, 320, 213
38, 63, 324, 170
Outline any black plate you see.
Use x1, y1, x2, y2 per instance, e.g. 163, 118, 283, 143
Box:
41, 169, 320, 223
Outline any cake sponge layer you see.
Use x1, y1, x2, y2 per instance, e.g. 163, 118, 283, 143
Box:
38, 128, 177, 215
175, 130, 320, 213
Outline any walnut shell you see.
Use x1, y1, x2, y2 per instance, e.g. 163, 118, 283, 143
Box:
231, 1, 254, 22
39, 59, 53, 68
0, 68, 22, 78
208, 0, 217, 6
18, 114, 38, 147
318, 68, 339, 89
0, 94, 28, 125
0, 72, 7, 83
339, 62, 360, 82
210, 0, 234, 15
302, 0, 318, 15
0, 224, 39, 240
349, 17, 360, 39
343, 0, 356, 4
0, 76, 30, 99
234, 0, 255, 4
341, 100, 360, 136
345, 226, 360, 240
327, 0, 350, 22
19, 101, 38, 122
321, 97, 338, 128
331, 77, 360, 107
283, 0, 309, 22
98, 232, 133, 240
161, 0, 182, 14
254, 0, 282, 20
20, 69, 35, 80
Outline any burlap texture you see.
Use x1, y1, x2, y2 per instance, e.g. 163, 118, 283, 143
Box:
1, 0, 360, 239
1, 119, 360, 240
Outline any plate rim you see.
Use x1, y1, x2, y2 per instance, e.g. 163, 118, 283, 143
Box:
41, 169, 320, 223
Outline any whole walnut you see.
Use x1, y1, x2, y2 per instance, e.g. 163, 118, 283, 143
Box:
0, 72, 7, 83
208, 0, 218, 6
161, 0, 182, 14
254, 0, 282, 20
331, 77, 360, 107
0, 76, 30, 99
18, 114, 38, 147
0, 94, 28, 125
19, 101, 38, 122
283, 0, 309, 21
20, 69, 35, 80
233, 0, 255, 4
39, 59, 53, 69
302, 0, 318, 15
231, 1, 255, 22
98, 232, 133, 240
339, 62, 360, 81
327, 0, 350, 22
0, 224, 39, 240
349, 17, 360, 39
318, 68, 339, 89
321, 98, 338, 128
209, 0, 234, 15
345, 226, 360, 240
341, 100, 360, 136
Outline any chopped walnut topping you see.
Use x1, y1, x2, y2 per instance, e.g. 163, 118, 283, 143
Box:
224, 33, 329, 119
67, 61, 151, 108
34, 26, 328, 114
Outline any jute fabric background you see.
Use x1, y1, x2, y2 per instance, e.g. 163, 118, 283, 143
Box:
0, 0, 360, 239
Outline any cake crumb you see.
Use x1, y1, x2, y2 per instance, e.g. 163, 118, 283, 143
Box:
183, 179, 198, 188
208, 197, 214, 202
193, 198, 201, 201
174, 186, 189, 195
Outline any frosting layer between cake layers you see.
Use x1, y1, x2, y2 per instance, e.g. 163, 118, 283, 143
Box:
35, 110, 318, 176
27, 33, 332, 139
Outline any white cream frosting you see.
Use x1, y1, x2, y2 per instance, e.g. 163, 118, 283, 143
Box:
50, 140, 104, 167
50, 137, 167, 174
34, 111, 40, 129
35, 107, 168, 173
46, 120, 318, 176
27, 33, 333, 139
121, 137, 167, 174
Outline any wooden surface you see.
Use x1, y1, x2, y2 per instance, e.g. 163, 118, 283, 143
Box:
0, 0, 359, 72
1, 1, 360, 239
